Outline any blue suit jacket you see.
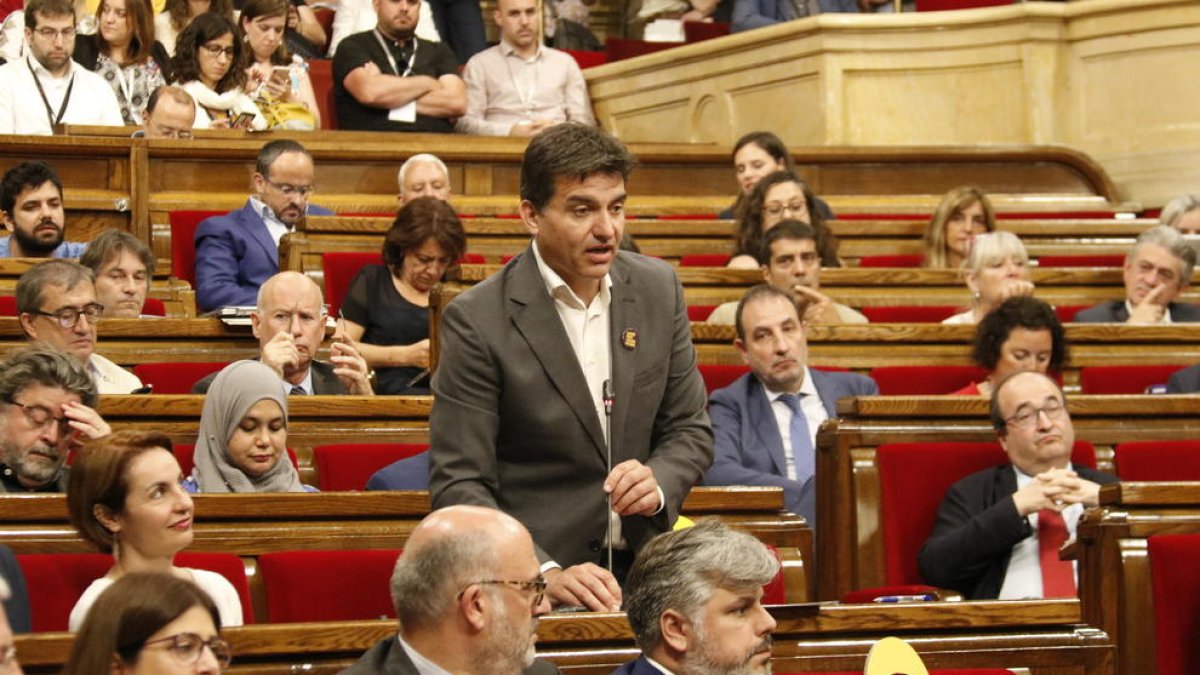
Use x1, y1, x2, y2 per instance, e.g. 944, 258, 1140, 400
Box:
366, 452, 430, 491
704, 369, 878, 526
611, 656, 658, 675
194, 200, 333, 312
732, 0, 858, 33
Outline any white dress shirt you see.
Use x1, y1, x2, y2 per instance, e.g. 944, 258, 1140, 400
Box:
998, 464, 1084, 600
456, 40, 594, 136
0, 55, 124, 134
249, 196, 293, 247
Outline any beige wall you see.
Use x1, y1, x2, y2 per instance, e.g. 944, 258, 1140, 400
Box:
585, 0, 1200, 207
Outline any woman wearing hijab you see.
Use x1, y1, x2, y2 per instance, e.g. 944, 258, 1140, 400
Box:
184, 360, 312, 493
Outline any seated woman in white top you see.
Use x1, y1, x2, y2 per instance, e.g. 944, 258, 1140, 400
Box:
171, 12, 266, 129
238, 0, 319, 129
942, 231, 1036, 325
154, 0, 235, 56
65, 430, 244, 631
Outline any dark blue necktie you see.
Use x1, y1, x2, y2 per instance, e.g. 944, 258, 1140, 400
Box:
778, 393, 814, 484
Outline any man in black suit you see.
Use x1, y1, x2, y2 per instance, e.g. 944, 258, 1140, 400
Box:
919, 371, 1118, 600
1167, 364, 1200, 393
193, 272, 373, 395
340, 505, 558, 675
1074, 225, 1200, 324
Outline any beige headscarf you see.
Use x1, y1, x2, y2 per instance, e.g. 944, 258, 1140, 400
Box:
193, 360, 304, 493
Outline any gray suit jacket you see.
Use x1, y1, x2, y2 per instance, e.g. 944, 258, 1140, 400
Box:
339, 636, 561, 675
703, 369, 878, 526
192, 359, 348, 395
429, 248, 713, 568
1167, 364, 1200, 393
1074, 300, 1200, 323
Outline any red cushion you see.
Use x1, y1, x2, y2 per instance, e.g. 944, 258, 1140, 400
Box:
142, 297, 167, 316
869, 366, 988, 396
683, 21, 730, 42
0, 295, 15, 316
563, 48, 607, 69
860, 306, 960, 323
170, 210, 222, 287
307, 58, 337, 130
680, 254, 732, 267
1149, 534, 1200, 675
322, 252, 383, 317
314, 443, 429, 491
604, 37, 676, 62
688, 305, 716, 322
175, 551, 255, 624
1054, 305, 1088, 323
1115, 441, 1200, 481
1036, 255, 1125, 268
699, 364, 749, 396
132, 362, 229, 394
174, 444, 299, 477
1079, 365, 1186, 394
857, 254, 923, 268
761, 544, 785, 604
258, 549, 401, 622
17, 553, 109, 632
917, 0, 1012, 10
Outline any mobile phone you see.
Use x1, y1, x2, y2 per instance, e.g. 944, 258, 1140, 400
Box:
270, 65, 290, 84
232, 112, 257, 129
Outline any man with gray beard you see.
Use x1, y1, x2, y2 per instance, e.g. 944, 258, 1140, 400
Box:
339, 505, 560, 675
617, 521, 779, 675
0, 346, 110, 493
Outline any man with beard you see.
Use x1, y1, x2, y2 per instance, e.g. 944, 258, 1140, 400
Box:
1074, 225, 1200, 324
194, 140, 334, 312
192, 272, 374, 395
0, 346, 111, 493
333, 0, 466, 132
618, 520, 779, 675
0, 0, 122, 134
0, 162, 86, 258
340, 505, 560, 675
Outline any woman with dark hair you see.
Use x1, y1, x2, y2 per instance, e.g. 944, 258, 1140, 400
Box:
66, 431, 243, 630
237, 0, 319, 128
73, 0, 172, 124
155, 0, 235, 55
340, 196, 468, 394
65, 572, 230, 675
952, 296, 1067, 396
719, 130, 834, 222
729, 170, 839, 269
924, 186, 997, 269
171, 12, 266, 129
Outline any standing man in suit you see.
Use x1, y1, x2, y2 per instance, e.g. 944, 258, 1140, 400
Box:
194, 140, 333, 312
918, 371, 1118, 599
616, 520, 778, 675
1074, 225, 1200, 324
704, 284, 877, 526
340, 505, 558, 675
193, 272, 373, 395
430, 123, 713, 613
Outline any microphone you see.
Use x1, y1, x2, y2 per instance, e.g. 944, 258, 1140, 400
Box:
603, 379, 615, 573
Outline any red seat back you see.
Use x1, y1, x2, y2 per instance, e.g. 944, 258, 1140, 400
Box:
174, 444, 299, 477
563, 48, 607, 69
680, 253, 732, 267
860, 306, 960, 323
1036, 255, 1124, 268
312, 9, 335, 56
1054, 305, 1088, 323
321, 252, 383, 317
258, 549, 401, 622
869, 366, 988, 395
307, 58, 337, 130
0, 295, 15, 316
142, 297, 167, 316
916, 0, 1009, 10
1079, 365, 1186, 394
175, 551, 255, 623
688, 305, 716, 322
314, 443, 429, 491
604, 37, 676, 62
1115, 441, 1200, 481
683, 21, 730, 42
699, 364, 749, 396
170, 210, 222, 287
132, 362, 229, 394
1149, 534, 1200, 675
17, 553, 110, 632
857, 254, 923, 268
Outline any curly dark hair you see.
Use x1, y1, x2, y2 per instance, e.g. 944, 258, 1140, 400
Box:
734, 170, 838, 267
171, 12, 246, 94
972, 296, 1067, 373
382, 197, 467, 274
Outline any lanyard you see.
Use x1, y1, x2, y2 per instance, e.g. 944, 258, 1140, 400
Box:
502, 48, 540, 116
374, 30, 417, 77
27, 56, 74, 130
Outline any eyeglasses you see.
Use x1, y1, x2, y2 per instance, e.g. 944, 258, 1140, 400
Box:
460, 576, 547, 607
32, 303, 104, 328
34, 26, 76, 40
763, 201, 807, 217
1004, 398, 1066, 430
200, 43, 236, 59
6, 399, 71, 432
0, 644, 17, 667
141, 633, 232, 669
262, 177, 315, 198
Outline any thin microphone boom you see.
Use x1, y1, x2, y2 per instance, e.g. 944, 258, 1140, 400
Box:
603, 379, 615, 574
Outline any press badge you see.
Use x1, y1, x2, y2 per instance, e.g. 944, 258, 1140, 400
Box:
388, 101, 416, 123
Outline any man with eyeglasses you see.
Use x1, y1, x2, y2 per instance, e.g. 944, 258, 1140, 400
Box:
0, 0, 122, 134
138, 85, 197, 140
341, 505, 558, 675
194, 140, 334, 313
0, 161, 86, 259
192, 272, 374, 395
919, 370, 1118, 600
0, 346, 111, 494
16, 260, 145, 395
707, 220, 867, 326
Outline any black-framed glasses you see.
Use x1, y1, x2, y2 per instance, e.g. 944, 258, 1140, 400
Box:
460, 576, 547, 607
200, 43, 236, 59
262, 177, 315, 198
6, 399, 70, 432
32, 303, 103, 328
141, 633, 232, 669
1004, 398, 1066, 430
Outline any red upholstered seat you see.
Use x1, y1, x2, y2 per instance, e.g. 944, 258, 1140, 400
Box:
132, 362, 229, 394
307, 58, 337, 129
1054, 305, 1088, 323
0, 296, 15, 316
699, 364, 749, 395
680, 253, 731, 267
174, 551, 255, 623
1115, 440, 1200, 481
174, 444, 299, 477
142, 297, 167, 316
683, 21, 730, 42
17, 553, 109, 632
916, 0, 1009, 10
314, 443, 430, 491
563, 48, 607, 69
1079, 365, 1186, 394
1036, 255, 1124, 268
860, 306, 960, 323
604, 37, 676, 62
170, 210, 222, 287
1148, 534, 1200, 675
312, 9, 335, 56
258, 549, 401, 622
869, 366, 988, 395
857, 254, 923, 268
688, 305, 716, 322
760, 545, 785, 604
321, 251, 383, 317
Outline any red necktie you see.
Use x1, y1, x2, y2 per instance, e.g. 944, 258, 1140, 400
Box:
1038, 509, 1076, 597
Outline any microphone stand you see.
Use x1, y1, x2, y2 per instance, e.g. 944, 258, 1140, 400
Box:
603, 379, 615, 574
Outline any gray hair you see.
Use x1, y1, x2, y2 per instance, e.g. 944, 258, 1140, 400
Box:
0, 346, 98, 408
397, 154, 450, 194
624, 520, 779, 651
15, 260, 94, 316
389, 530, 498, 629
1131, 224, 1197, 282
1160, 194, 1200, 228
962, 230, 1028, 277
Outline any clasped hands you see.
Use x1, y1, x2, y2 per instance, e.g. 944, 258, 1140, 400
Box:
1012, 467, 1101, 517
